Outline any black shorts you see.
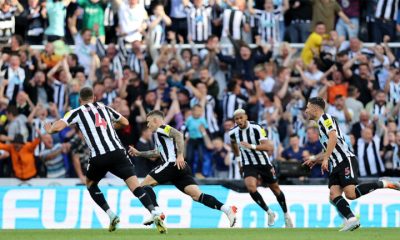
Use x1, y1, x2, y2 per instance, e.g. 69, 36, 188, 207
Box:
328, 156, 359, 188
243, 164, 278, 184
86, 149, 136, 182
149, 163, 197, 192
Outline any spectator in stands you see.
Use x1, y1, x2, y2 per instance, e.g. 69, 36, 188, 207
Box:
44, 0, 70, 42
373, 0, 398, 43
388, 131, 400, 176
114, 0, 148, 43
0, 149, 10, 177
133, 126, 160, 177
2, 53, 26, 103
365, 90, 393, 124
23, 70, 54, 106
0, 0, 24, 44
40, 134, 68, 178
301, 22, 328, 65
327, 95, 353, 134
280, 133, 306, 162
5, 105, 29, 142
185, 104, 212, 178
165, 0, 188, 42
222, 80, 247, 121
345, 85, 363, 124
77, 0, 107, 43
254, 64, 274, 93
336, 0, 360, 39
311, 0, 354, 33
355, 127, 386, 177
303, 126, 326, 178
0, 133, 39, 180
25, 0, 46, 45
287, 0, 312, 43
148, 3, 171, 46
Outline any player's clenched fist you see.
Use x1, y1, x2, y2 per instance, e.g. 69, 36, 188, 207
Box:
128, 146, 139, 157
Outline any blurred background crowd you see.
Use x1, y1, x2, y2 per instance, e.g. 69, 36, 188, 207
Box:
0, 0, 400, 183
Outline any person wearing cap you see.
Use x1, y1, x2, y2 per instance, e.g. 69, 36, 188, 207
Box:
0, 133, 40, 180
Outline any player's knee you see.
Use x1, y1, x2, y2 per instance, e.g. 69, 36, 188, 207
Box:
191, 193, 201, 201
344, 192, 357, 200
246, 185, 257, 193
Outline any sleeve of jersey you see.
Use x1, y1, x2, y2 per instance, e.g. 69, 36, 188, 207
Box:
164, 125, 172, 136
229, 130, 236, 143
259, 127, 268, 141
106, 106, 122, 121
61, 109, 78, 126
323, 115, 337, 133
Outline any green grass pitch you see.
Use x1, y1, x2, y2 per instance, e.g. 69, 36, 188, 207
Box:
1, 228, 399, 240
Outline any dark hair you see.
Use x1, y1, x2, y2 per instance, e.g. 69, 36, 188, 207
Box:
79, 87, 94, 101
147, 110, 165, 119
277, 66, 287, 76
227, 79, 238, 92
347, 85, 357, 96
315, 21, 325, 26
335, 94, 344, 100
81, 28, 92, 35
289, 133, 299, 138
336, 51, 348, 58
308, 97, 325, 110
207, 35, 218, 42
359, 63, 369, 69
69, 53, 79, 64
6, 105, 18, 116
12, 34, 23, 46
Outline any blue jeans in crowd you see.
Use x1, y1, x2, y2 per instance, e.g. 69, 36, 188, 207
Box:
288, 21, 311, 43
186, 138, 213, 177
336, 18, 359, 40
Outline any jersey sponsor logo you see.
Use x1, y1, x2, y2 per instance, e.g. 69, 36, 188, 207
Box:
324, 118, 333, 129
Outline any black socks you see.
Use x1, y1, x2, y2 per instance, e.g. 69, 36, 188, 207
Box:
250, 191, 270, 212
143, 185, 159, 207
198, 193, 223, 210
355, 181, 384, 198
332, 196, 354, 220
276, 192, 288, 213
88, 184, 110, 213
133, 186, 155, 212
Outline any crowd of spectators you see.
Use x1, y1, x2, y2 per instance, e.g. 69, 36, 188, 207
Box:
0, 0, 400, 182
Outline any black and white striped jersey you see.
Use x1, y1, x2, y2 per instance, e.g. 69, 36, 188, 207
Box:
148, 15, 167, 46
388, 81, 400, 105
185, 4, 212, 42
61, 102, 124, 158
154, 125, 177, 164
222, 92, 247, 121
317, 113, 355, 169
375, 0, 399, 20
253, 9, 279, 43
53, 80, 66, 114
190, 95, 220, 134
221, 8, 246, 40
229, 121, 271, 166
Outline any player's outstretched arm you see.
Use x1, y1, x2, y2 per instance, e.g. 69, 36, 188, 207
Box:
114, 116, 129, 129
128, 146, 160, 159
44, 120, 68, 134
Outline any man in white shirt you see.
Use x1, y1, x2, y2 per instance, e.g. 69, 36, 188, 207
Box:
114, 0, 148, 42
296, 60, 324, 98
327, 95, 353, 134
254, 64, 274, 93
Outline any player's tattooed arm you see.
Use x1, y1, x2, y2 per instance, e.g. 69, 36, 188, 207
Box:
136, 149, 160, 159
169, 127, 184, 156
128, 146, 160, 159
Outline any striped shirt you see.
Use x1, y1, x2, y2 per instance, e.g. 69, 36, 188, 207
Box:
40, 143, 66, 178
254, 9, 279, 43
103, 90, 118, 106
222, 92, 247, 121
154, 125, 177, 164
375, 0, 399, 20
356, 136, 385, 176
61, 102, 124, 158
0, 7, 16, 44
95, 38, 124, 77
317, 113, 355, 169
53, 80, 66, 115
388, 81, 400, 105
229, 121, 271, 166
185, 4, 212, 42
221, 8, 246, 40
32, 117, 54, 156
149, 15, 166, 46
190, 95, 220, 134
